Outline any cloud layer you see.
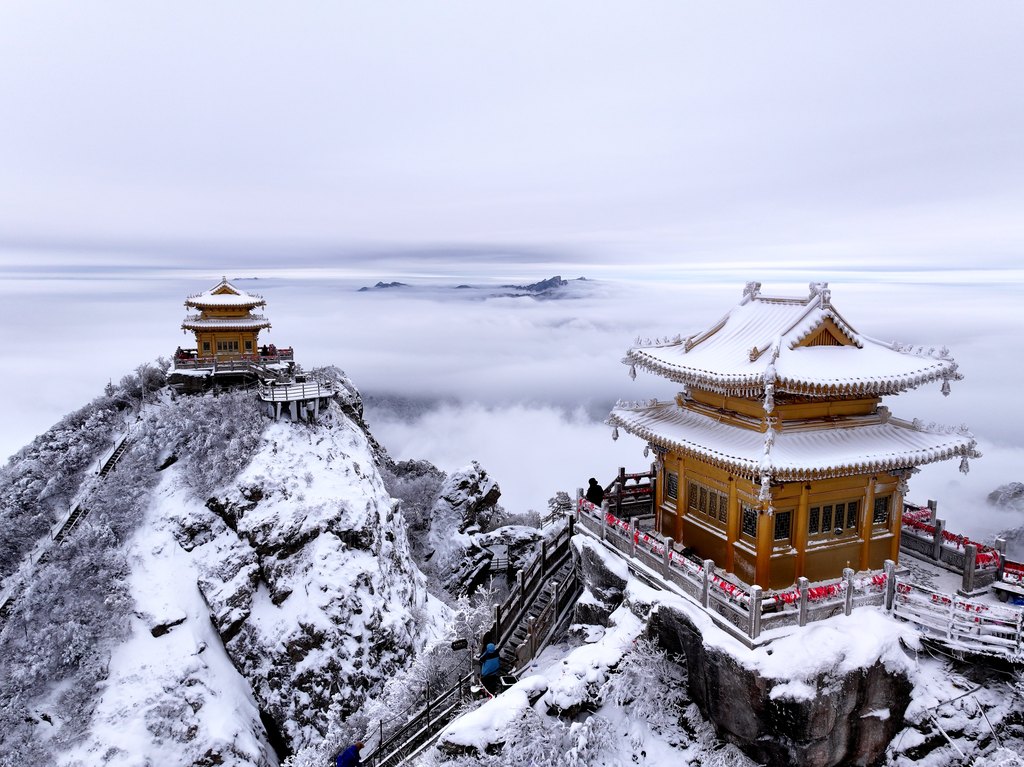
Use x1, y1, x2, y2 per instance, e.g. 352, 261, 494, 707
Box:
1, 262, 1020, 541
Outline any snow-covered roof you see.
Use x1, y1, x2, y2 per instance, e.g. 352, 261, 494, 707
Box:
184, 277, 266, 309
181, 315, 271, 331
625, 282, 961, 398
608, 400, 979, 482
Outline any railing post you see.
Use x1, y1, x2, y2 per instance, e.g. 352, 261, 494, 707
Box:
797, 577, 809, 627
927, 499, 937, 524
576, 488, 583, 524
630, 519, 638, 558
662, 537, 674, 577
493, 604, 501, 644
884, 560, 896, 612
701, 559, 714, 607
516, 570, 525, 611
960, 544, 978, 595
601, 501, 608, 542
749, 585, 763, 639
548, 579, 559, 639
843, 568, 855, 616
527, 616, 536, 660
617, 466, 625, 519
932, 518, 945, 561
568, 514, 575, 538
994, 537, 1007, 579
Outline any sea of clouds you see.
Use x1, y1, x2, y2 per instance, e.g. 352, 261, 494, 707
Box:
1, 252, 1022, 543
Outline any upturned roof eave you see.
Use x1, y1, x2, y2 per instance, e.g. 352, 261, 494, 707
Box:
627, 348, 957, 397
607, 411, 975, 483
184, 298, 267, 309
181, 320, 272, 331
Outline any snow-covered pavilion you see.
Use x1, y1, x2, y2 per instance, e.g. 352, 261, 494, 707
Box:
609, 281, 980, 589
179, 276, 272, 362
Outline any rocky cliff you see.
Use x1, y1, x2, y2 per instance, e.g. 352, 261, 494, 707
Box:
0, 375, 440, 766
574, 536, 915, 767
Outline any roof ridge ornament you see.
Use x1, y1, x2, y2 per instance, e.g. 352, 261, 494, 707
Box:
808, 281, 831, 307
743, 281, 762, 302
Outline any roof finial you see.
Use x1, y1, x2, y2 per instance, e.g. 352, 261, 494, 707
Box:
808, 281, 830, 307
743, 281, 761, 301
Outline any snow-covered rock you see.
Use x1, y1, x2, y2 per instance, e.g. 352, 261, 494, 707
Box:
171, 404, 431, 751
427, 461, 502, 567
577, 535, 918, 767
988, 482, 1024, 512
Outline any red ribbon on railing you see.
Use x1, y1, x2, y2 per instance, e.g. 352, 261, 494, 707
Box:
902, 508, 1001, 568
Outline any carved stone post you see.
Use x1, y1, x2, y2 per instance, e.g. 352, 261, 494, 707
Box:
617, 466, 625, 518
749, 585, 763, 639
884, 560, 896, 612
663, 537, 674, 577
702, 559, 714, 607
843, 568, 855, 616
630, 519, 638, 558
932, 519, 945, 561
797, 577, 810, 627
927, 499, 937, 524
960, 543, 978, 595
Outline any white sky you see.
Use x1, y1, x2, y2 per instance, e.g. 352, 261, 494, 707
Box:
0, 2, 1022, 264
1, 3, 1023, 538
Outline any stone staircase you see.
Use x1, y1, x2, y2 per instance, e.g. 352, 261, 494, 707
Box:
500, 557, 577, 672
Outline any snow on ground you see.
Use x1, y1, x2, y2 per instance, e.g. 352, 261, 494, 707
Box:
63, 469, 275, 767
433, 598, 756, 767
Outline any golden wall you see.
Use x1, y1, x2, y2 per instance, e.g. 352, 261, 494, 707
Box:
655, 448, 903, 589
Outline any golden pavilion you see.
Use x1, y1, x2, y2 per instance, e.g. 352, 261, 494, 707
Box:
608, 282, 979, 589
180, 277, 271, 362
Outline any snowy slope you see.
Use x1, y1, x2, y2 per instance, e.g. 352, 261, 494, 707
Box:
62, 470, 276, 766
168, 403, 436, 751
0, 382, 442, 765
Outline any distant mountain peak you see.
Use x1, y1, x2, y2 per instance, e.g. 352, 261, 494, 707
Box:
358, 281, 410, 292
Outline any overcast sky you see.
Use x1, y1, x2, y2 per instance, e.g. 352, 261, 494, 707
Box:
1, 2, 1022, 267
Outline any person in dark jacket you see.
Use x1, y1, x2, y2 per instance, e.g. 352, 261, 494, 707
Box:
336, 741, 364, 767
479, 642, 501, 694
585, 478, 604, 507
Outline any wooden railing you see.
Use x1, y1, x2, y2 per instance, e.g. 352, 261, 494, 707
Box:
598, 465, 656, 520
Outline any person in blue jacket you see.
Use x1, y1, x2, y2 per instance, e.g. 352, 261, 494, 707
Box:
479, 642, 501, 694
336, 741, 364, 767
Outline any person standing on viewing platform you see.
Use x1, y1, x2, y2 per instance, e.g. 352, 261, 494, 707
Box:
585, 477, 604, 507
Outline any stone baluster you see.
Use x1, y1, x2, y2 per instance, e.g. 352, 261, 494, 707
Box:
797, 577, 810, 627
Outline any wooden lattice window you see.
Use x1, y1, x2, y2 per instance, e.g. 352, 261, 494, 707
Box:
774, 511, 792, 541
873, 495, 891, 526
809, 500, 860, 537
741, 505, 758, 538
845, 500, 859, 529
